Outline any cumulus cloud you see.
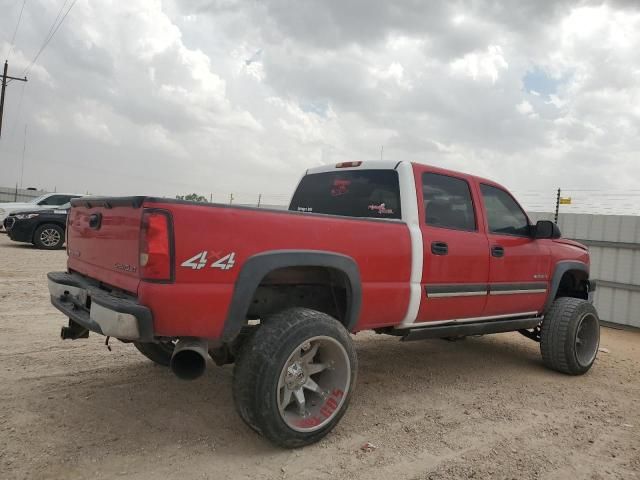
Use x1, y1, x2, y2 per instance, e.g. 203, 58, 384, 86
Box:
450, 45, 509, 83
0, 0, 638, 211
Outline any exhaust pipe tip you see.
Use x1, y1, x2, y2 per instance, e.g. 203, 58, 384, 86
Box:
170, 338, 208, 380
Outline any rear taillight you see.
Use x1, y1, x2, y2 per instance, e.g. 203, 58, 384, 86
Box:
65, 211, 71, 255
139, 210, 172, 281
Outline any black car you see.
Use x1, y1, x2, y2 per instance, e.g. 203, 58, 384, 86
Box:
3, 204, 69, 249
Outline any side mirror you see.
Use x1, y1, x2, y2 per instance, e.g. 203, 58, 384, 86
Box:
534, 220, 561, 239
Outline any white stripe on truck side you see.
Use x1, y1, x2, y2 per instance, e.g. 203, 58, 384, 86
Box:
397, 161, 423, 327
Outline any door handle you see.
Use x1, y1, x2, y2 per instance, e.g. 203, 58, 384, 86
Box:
431, 241, 449, 256
491, 245, 505, 258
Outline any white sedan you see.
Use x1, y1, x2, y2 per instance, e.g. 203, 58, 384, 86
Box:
0, 193, 83, 231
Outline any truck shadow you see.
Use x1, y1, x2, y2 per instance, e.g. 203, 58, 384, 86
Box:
27, 333, 547, 469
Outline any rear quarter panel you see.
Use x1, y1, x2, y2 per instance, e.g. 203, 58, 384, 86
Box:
139, 201, 412, 339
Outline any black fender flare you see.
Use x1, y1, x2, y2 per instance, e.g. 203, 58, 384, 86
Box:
542, 261, 589, 314
221, 250, 362, 341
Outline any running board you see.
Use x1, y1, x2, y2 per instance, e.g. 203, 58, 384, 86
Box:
400, 317, 543, 342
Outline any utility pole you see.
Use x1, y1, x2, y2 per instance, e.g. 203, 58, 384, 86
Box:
0, 60, 28, 139
554, 188, 561, 224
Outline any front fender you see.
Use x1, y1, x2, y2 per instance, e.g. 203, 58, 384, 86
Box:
543, 261, 590, 314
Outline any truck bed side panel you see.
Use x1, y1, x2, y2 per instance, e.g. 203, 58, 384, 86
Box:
139, 201, 412, 338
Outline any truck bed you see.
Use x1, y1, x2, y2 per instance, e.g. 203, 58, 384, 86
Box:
67, 196, 413, 338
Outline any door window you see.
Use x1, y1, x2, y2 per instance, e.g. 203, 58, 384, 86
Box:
423, 173, 476, 231
39, 195, 64, 206
480, 184, 530, 236
39, 195, 78, 206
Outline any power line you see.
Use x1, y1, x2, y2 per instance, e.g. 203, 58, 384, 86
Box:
31, 0, 70, 52
23, 0, 72, 75
8, 0, 27, 61
23, 0, 77, 76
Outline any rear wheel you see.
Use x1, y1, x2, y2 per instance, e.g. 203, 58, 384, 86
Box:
540, 297, 600, 375
134, 341, 175, 366
33, 224, 65, 249
233, 308, 357, 448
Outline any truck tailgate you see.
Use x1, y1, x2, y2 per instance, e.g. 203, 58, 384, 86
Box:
67, 197, 145, 294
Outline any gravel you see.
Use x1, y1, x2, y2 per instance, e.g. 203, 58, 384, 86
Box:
1, 234, 639, 480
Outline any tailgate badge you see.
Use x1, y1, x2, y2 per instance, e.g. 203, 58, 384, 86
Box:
115, 263, 137, 273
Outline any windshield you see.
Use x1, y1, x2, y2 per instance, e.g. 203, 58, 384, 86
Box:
28, 195, 48, 204
289, 169, 402, 220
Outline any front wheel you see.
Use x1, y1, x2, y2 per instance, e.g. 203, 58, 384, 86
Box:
540, 297, 600, 375
233, 308, 357, 448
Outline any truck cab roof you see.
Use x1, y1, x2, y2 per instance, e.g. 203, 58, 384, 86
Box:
305, 160, 509, 193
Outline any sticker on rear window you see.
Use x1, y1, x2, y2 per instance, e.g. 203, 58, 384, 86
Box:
368, 203, 394, 215
331, 179, 351, 197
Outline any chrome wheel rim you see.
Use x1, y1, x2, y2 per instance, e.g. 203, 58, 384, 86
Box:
575, 313, 599, 367
277, 336, 350, 433
40, 228, 61, 247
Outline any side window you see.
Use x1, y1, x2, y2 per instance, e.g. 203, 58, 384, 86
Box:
57, 195, 77, 204
480, 184, 530, 236
40, 195, 77, 205
423, 173, 476, 231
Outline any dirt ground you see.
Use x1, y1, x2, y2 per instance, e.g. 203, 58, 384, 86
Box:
1, 234, 639, 480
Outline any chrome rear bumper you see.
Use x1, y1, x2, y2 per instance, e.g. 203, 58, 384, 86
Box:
47, 271, 154, 341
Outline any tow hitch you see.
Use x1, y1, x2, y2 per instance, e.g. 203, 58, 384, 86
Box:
60, 319, 89, 340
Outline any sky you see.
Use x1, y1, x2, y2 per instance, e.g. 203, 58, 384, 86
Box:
0, 0, 639, 212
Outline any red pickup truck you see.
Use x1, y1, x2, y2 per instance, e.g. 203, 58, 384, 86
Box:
48, 161, 599, 447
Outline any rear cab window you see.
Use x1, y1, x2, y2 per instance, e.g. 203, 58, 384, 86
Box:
289, 169, 402, 220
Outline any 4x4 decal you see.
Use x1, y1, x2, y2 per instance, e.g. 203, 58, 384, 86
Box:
181, 251, 236, 270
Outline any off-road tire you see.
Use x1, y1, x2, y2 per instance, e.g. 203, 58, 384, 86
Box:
133, 341, 175, 367
33, 223, 65, 249
540, 297, 600, 375
232, 308, 357, 448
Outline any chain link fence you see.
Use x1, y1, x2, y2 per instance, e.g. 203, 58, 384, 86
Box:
0, 186, 48, 203
0, 186, 291, 209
